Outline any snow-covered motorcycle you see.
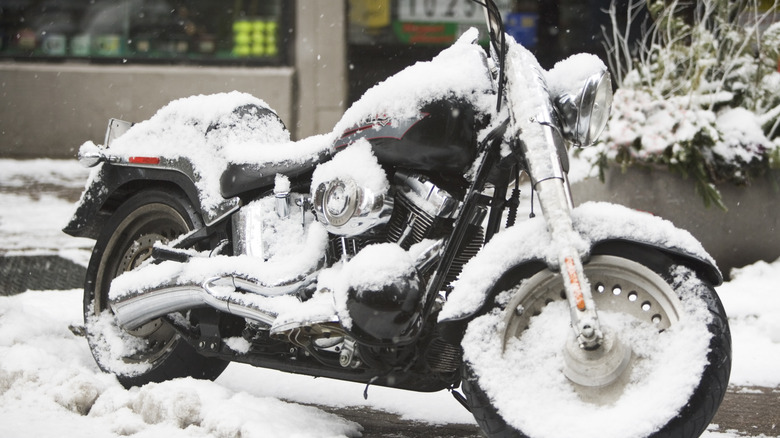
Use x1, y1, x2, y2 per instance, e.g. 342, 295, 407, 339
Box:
65, 1, 730, 436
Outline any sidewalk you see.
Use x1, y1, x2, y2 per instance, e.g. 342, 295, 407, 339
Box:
0, 158, 93, 295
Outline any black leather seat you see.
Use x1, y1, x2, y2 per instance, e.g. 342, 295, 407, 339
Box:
220, 149, 331, 198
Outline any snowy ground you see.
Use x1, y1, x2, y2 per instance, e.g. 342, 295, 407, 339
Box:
0, 158, 778, 437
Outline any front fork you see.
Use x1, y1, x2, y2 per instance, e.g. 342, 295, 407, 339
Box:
522, 120, 603, 350
535, 176, 603, 349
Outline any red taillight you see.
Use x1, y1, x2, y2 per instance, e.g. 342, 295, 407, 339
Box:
128, 156, 160, 165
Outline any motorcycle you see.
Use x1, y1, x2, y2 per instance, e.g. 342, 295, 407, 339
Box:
65, 1, 731, 437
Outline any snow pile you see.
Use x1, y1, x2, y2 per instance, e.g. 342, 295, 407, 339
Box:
0, 158, 90, 190
311, 140, 389, 196
0, 159, 93, 260
717, 257, 780, 387
318, 243, 418, 330
462, 265, 713, 438
545, 53, 607, 98
0, 290, 362, 438
87, 91, 311, 212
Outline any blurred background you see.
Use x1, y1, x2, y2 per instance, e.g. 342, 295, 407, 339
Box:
0, 0, 640, 158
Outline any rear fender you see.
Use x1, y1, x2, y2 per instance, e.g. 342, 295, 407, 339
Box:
437, 202, 721, 326
63, 160, 238, 239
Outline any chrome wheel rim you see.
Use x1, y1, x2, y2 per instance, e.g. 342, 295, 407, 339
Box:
502, 255, 684, 404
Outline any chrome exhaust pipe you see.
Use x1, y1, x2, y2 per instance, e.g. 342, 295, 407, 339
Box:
110, 276, 286, 331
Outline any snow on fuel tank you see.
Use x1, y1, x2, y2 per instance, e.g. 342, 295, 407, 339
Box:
334, 99, 486, 175
330, 28, 496, 177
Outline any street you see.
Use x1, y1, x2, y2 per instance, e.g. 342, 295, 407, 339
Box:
316, 387, 779, 437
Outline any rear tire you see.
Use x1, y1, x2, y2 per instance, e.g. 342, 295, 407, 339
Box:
461, 249, 731, 438
83, 189, 228, 388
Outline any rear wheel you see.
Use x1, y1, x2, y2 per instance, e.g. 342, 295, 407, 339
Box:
83, 189, 228, 388
461, 251, 731, 438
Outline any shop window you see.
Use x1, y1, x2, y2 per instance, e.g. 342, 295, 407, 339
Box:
0, 0, 292, 65
346, 0, 514, 103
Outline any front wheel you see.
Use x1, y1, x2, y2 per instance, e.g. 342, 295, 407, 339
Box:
461, 253, 731, 438
83, 189, 228, 388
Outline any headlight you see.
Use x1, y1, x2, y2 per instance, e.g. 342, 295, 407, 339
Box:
554, 71, 613, 147
313, 178, 393, 237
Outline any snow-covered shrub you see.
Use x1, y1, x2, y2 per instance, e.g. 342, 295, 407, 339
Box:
593, 0, 780, 208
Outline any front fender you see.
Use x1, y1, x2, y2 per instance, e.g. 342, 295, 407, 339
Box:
438, 201, 721, 323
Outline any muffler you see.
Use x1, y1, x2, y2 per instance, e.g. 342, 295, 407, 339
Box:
110, 275, 314, 331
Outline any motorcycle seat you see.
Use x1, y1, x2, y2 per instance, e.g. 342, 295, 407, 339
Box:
220, 148, 332, 198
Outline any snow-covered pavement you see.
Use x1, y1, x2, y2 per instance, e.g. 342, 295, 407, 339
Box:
0, 158, 777, 437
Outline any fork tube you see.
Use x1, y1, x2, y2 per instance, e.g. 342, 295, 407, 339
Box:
535, 176, 603, 349
501, 38, 604, 349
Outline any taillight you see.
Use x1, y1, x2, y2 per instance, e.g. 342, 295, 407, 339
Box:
128, 156, 160, 165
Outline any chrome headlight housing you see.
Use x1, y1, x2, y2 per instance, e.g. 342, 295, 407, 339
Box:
312, 178, 393, 237
554, 71, 613, 147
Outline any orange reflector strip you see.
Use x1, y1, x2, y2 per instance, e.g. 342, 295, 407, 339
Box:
129, 156, 160, 165
565, 256, 586, 311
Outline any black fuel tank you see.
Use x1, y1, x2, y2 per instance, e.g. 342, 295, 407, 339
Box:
334, 99, 482, 176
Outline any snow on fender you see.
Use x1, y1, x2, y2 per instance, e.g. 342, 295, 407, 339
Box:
439, 201, 720, 322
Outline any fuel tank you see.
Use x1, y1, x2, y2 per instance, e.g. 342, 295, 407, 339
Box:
334, 98, 484, 176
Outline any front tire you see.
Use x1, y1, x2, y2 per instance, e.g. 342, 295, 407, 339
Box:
461, 251, 731, 438
83, 189, 228, 388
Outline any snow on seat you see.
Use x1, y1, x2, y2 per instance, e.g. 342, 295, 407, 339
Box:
98, 91, 336, 212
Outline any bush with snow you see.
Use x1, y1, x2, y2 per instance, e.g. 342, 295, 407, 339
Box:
591, 0, 780, 208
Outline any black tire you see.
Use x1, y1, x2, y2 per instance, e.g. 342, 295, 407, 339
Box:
461, 249, 731, 438
83, 188, 228, 388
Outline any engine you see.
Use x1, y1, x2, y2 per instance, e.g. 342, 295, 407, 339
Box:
233, 168, 483, 354
326, 170, 484, 285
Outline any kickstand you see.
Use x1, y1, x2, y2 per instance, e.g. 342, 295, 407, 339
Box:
449, 387, 471, 413
363, 376, 378, 400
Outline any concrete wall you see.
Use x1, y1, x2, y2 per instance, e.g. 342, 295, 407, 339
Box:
0, 64, 295, 158
0, 1, 347, 159
294, 0, 348, 138
572, 166, 780, 278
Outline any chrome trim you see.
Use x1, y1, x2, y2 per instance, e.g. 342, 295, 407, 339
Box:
394, 171, 460, 218
104, 118, 133, 147
413, 239, 444, 273
312, 178, 394, 237
275, 192, 290, 219
554, 71, 613, 147
232, 193, 309, 258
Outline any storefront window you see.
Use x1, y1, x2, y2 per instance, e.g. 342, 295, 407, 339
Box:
0, 0, 292, 65
346, 0, 517, 103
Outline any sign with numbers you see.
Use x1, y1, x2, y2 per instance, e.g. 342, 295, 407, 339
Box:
397, 0, 511, 24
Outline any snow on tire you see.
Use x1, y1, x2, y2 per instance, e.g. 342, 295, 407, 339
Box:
460, 253, 731, 438
83, 189, 228, 388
